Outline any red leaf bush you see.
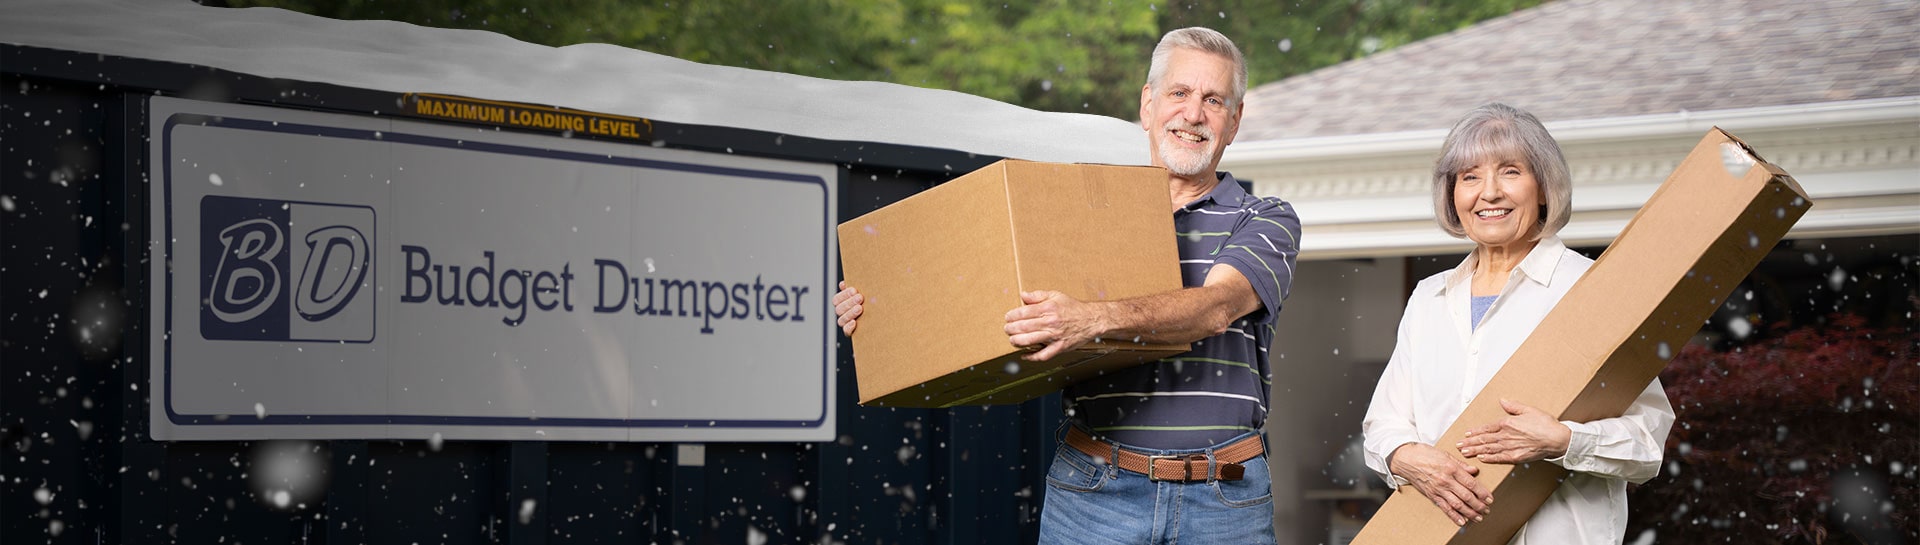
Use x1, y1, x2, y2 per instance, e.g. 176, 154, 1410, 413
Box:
1627, 315, 1918, 544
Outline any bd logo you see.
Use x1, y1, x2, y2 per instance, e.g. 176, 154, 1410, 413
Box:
200, 195, 375, 342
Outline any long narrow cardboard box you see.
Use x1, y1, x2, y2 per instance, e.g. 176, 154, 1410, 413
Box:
1353, 128, 1811, 544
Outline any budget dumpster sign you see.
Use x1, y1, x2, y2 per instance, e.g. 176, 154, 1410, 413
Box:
149, 97, 836, 442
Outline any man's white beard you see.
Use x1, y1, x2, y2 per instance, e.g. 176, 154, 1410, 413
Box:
1158, 124, 1216, 177
1159, 141, 1214, 177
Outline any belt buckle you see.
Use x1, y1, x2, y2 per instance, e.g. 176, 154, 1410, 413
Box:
1147, 453, 1212, 482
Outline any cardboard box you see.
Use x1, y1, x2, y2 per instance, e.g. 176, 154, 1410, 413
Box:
1352, 128, 1811, 544
837, 160, 1189, 408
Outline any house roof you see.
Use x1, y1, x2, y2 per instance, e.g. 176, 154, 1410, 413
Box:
1239, 0, 1920, 141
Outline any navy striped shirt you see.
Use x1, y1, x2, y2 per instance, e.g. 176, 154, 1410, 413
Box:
1064, 172, 1299, 449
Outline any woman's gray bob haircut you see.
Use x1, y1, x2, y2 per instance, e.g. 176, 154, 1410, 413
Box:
1432, 102, 1573, 240
1147, 27, 1247, 105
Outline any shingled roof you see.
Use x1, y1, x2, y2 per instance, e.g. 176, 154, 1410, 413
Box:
1239, 0, 1920, 140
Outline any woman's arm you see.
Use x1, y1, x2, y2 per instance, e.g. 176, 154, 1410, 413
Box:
1364, 302, 1493, 526
1550, 380, 1675, 483
1361, 319, 1422, 483
1460, 380, 1675, 483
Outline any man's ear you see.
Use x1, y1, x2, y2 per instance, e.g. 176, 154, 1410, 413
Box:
1220, 100, 1244, 146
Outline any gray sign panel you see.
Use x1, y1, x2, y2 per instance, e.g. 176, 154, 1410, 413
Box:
150, 97, 836, 442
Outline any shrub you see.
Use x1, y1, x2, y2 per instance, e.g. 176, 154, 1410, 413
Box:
1628, 315, 1918, 544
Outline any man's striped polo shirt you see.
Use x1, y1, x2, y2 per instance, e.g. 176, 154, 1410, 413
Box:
1065, 171, 1299, 450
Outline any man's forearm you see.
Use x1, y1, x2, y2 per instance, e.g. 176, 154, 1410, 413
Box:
1096, 284, 1249, 344
1005, 265, 1263, 361
1097, 264, 1262, 345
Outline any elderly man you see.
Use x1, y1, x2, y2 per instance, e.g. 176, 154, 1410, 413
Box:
834, 27, 1299, 542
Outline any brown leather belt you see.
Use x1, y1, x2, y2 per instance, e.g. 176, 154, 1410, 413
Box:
1064, 427, 1263, 482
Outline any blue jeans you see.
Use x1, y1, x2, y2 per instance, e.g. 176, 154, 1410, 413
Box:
1037, 430, 1276, 544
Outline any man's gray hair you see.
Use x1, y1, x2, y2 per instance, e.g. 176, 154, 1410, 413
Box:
1431, 103, 1573, 240
1147, 27, 1247, 105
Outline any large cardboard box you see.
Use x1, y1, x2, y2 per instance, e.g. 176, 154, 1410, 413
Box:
1353, 129, 1811, 544
837, 160, 1189, 408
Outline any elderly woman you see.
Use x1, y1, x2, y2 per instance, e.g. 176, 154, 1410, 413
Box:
1361, 103, 1676, 543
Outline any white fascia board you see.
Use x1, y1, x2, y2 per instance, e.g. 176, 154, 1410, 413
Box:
1232, 97, 1920, 260
1295, 204, 1920, 261
1224, 96, 1920, 164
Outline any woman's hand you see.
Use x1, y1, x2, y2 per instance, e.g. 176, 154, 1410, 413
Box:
1388, 442, 1493, 526
1459, 399, 1571, 464
831, 281, 863, 336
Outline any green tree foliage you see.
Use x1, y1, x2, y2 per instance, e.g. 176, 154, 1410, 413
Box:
1153, 0, 1544, 95
878, 1, 1160, 119
213, 0, 1535, 120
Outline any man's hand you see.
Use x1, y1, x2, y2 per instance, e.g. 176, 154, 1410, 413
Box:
1003, 290, 1110, 362
831, 281, 863, 336
1389, 442, 1493, 526
1458, 399, 1571, 464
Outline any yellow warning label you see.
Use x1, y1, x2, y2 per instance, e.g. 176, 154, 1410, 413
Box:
402, 93, 651, 141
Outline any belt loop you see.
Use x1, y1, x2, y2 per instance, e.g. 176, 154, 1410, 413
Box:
1206, 454, 1220, 483
1107, 440, 1121, 470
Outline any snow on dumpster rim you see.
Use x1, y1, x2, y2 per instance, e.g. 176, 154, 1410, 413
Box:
0, 0, 1148, 166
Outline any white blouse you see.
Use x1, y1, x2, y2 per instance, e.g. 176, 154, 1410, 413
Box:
1362, 236, 1676, 545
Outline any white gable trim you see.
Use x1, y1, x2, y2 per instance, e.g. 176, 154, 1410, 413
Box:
1224, 97, 1920, 260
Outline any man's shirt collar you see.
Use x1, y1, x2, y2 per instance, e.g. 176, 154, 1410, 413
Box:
1179, 171, 1246, 211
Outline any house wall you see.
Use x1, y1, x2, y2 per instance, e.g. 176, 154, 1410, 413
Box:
1266, 256, 1409, 545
